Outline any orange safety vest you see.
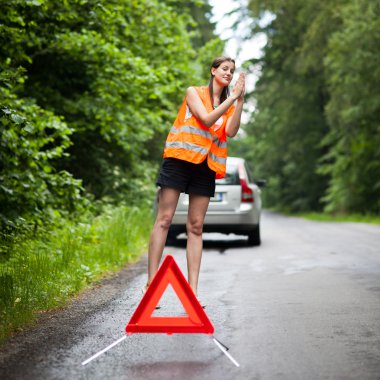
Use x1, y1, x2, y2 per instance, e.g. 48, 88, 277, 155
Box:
163, 86, 235, 179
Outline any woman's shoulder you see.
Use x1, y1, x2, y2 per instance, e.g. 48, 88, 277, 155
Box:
185, 86, 208, 98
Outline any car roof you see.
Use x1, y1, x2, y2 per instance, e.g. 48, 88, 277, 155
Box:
226, 156, 245, 165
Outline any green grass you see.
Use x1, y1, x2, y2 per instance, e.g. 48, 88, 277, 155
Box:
0, 205, 152, 343
294, 212, 380, 224
266, 207, 380, 224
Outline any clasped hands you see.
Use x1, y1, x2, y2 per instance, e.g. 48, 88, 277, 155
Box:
231, 72, 246, 101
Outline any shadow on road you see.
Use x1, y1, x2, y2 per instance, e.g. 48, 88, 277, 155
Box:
166, 233, 250, 251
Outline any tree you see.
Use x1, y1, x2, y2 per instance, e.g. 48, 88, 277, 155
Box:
235, 0, 379, 214
320, 0, 380, 213
240, 0, 332, 211
0, 0, 225, 233
0, 66, 86, 234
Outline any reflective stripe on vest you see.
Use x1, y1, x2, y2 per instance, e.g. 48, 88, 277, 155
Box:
168, 125, 212, 140
165, 140, 209, 156
209, 151, 226, 165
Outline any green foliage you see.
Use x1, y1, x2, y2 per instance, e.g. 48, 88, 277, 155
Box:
0, 0, 197, 201
0, 205, 152, 342
240, 0, 331, 212
294, 212, 380, 225
240, 0, 380, 213
0, 70, 88, 235
320, 0, 380, 213
179, 0, 218, 50
196, 38, 226, 81
0, 0, 222, 232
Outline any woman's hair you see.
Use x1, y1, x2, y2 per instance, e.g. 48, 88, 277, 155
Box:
208, 56, 236, 106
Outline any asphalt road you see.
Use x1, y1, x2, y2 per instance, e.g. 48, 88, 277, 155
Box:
1, 211, 380, 380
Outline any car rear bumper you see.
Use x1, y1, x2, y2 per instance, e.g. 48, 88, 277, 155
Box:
173, 206, 259, 223
170, 208, 260, 235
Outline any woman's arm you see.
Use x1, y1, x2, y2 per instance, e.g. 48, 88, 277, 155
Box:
185, 74, 245, 128
226, 75, 245, 137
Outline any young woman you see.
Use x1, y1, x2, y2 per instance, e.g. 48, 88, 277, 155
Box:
145, 56, 245, 306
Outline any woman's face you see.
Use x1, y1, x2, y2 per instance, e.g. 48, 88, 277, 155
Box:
211, 61, 235, 87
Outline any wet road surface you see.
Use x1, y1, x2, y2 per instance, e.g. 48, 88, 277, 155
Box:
1, 211, 380, 379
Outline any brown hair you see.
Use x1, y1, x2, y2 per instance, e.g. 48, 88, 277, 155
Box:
208, 56, 236, 107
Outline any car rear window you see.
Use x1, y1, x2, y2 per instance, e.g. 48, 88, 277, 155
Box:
245, 163, 254, 183
215, 164, 240, 185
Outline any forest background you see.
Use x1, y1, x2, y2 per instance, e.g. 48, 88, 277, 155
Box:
0, 0, 379, 341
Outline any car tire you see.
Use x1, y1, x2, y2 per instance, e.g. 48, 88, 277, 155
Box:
247, 224, 261, 246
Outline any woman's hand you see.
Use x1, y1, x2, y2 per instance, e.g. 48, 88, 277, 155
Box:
237, 78, 245, 103
226, 73, 245, 137
231, 72, 246, 100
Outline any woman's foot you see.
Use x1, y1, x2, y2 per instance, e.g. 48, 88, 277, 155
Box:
197, 299, 206, 309
193, 289, 206, 309
141, 283, 149, 294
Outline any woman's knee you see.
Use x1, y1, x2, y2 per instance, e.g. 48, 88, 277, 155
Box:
187, 219, 203, 236
156, 214, 173, 230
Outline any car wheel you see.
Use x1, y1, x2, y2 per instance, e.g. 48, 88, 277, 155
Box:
247, 224, 261, 246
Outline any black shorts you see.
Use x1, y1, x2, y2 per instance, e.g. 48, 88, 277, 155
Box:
156, 157, 216, 197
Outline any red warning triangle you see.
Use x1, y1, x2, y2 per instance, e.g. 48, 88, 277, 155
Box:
126, 255, 214, 334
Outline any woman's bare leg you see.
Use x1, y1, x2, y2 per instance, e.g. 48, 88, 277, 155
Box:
186, 193, 210, 296
147, 187, 180, 285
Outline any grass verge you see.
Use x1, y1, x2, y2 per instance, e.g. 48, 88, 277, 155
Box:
0, 205, 152, 343
294, 212, 380, 224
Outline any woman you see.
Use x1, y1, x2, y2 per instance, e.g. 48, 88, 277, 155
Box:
145, 56, 245, 306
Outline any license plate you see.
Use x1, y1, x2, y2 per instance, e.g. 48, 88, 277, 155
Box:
210, 192, 223, 202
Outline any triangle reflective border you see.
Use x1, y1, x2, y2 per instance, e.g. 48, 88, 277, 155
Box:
126, 255, 214, 334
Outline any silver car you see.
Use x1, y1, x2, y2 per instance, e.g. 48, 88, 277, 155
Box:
167, 157, 264, 246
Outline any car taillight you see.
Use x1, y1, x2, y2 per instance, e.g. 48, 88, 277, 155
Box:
240, 178, 254, 202
238, 163, 254, 202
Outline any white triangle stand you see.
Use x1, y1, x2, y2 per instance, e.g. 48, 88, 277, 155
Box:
81, 335, 126, 366
81, 334, 240, 367
212, 336, 240, 367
